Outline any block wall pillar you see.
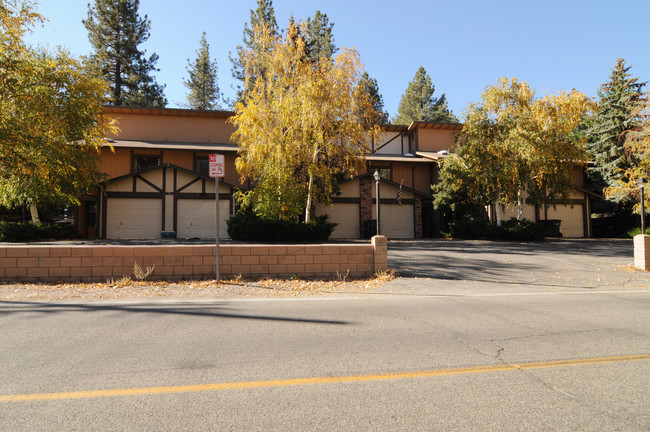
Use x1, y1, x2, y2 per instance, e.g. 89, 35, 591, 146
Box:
372, 235, 387, 274
634, 234, 650, 271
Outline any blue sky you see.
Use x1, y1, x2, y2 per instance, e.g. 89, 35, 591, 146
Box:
26, 0, 650, 120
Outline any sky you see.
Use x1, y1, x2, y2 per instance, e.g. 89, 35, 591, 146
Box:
25, 0, 650, 120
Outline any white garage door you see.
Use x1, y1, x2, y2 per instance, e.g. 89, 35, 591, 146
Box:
177, 199, 230, 239
546, 204, 584, 237
106, 198, 162, 239
315, 203, 359, 239
381, 204, 414, 238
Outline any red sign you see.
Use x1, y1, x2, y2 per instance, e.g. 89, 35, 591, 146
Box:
209, 154, 225, 178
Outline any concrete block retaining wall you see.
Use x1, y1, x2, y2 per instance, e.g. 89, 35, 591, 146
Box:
0, 236, 388, 283
634, 234, 650, 271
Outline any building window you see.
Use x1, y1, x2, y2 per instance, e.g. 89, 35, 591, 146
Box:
194, 156, 209, 176
378, 168, 391, 181
133, 155, 160, 172
369, 165, 391, 181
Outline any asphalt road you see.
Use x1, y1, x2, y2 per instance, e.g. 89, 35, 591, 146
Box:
1, 239, 649, 431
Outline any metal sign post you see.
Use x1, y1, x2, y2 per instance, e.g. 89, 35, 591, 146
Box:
209, 154, 225, 282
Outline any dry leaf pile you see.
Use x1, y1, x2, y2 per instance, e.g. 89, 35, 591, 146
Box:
0, 270, 395, 302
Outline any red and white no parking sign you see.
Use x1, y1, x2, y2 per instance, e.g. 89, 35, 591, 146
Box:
209, 154, 225, 178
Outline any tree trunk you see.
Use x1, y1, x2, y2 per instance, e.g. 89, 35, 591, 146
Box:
29, 202, 41, 225
517, 189, 526, 221
305, 148, 321, 223
494, 201, 503, 226
305, 174, 314, 223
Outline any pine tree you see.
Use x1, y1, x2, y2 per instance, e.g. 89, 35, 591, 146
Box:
84, 0, 166, 107
393, 66, 457, 124
304, 10, 336, 62
359, 72, 388, 124
229, 0, 279, 103
586, 58, 646, 204
184, 32, 221, 110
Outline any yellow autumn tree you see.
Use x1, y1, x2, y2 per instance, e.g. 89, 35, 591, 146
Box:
434, 78, 594, 223
230, 21, 381, 221
0, 0, 117, 224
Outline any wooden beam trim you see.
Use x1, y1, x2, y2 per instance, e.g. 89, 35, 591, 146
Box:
176, 177, 202, 194
105, 192, 163, 199
376, 132, 402, 152
135, 175, 163, 193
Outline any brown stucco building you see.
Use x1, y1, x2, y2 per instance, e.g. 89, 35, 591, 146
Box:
75, 106, 597, 240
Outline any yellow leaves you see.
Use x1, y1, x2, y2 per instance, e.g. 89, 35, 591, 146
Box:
1, 5, 113, 209
450, 77, 594, 207
229, 18, 379, 220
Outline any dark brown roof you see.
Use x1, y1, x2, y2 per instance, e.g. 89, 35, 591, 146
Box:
104, 139, 238, 152
407, 121, 464, 134
102, 106, 234, 119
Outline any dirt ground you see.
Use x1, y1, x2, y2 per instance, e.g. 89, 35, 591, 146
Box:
0, 272, 395, 302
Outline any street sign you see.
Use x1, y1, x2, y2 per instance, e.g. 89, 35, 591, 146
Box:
208, 154, 225, 282
209, 154, 225, 178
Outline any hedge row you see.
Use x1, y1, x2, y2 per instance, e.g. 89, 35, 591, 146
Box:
227, 212, 337, 242
445, 218, 547, 241
0, 221, 79, 242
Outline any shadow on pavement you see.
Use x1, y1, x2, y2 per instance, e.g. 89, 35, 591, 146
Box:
0, 301, 350, 325
388, 239, 633, 259
387, 239, 642, 288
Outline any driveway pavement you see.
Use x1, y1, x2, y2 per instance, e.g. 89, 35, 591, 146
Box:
382, 238, 650, 295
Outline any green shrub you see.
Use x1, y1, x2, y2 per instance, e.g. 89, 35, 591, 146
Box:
627, 227, 650, 237
447, 218, 545, 241
0, 221, 79, 242
227, 211, 338, 242
446, 219, 499, 240
500, 218, 546, 241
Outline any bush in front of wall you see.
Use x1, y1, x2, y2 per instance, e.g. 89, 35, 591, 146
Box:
226, 211, 337, 243
0, 221, 79, 242
445, 218, 546, 241
499, 218, 547, 241
627, 227, 650, 237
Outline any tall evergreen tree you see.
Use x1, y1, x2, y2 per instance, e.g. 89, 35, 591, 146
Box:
393, 66, 457, 124
586, 58, 646, 205
184, 32, 221, 110
304, 10, 336, 62
83, 0, 166, 107
229, 0, 279, 103
359, 72, 388, 124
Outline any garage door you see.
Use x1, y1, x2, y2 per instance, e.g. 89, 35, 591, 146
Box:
106, 198, 162, 239
177, 199, 230, 239
315, 204, 359, 239
381, 204, 414, 238
546, 204, 584, 237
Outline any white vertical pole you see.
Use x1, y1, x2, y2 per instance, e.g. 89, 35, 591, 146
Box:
376, 177, 381, 236
215, 176, 220, 282
641, 186, 646, 235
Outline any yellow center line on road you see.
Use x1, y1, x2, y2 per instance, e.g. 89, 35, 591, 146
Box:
2, 354, 649, 403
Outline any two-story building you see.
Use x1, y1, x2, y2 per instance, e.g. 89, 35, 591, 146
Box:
74, 106, 597, 240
